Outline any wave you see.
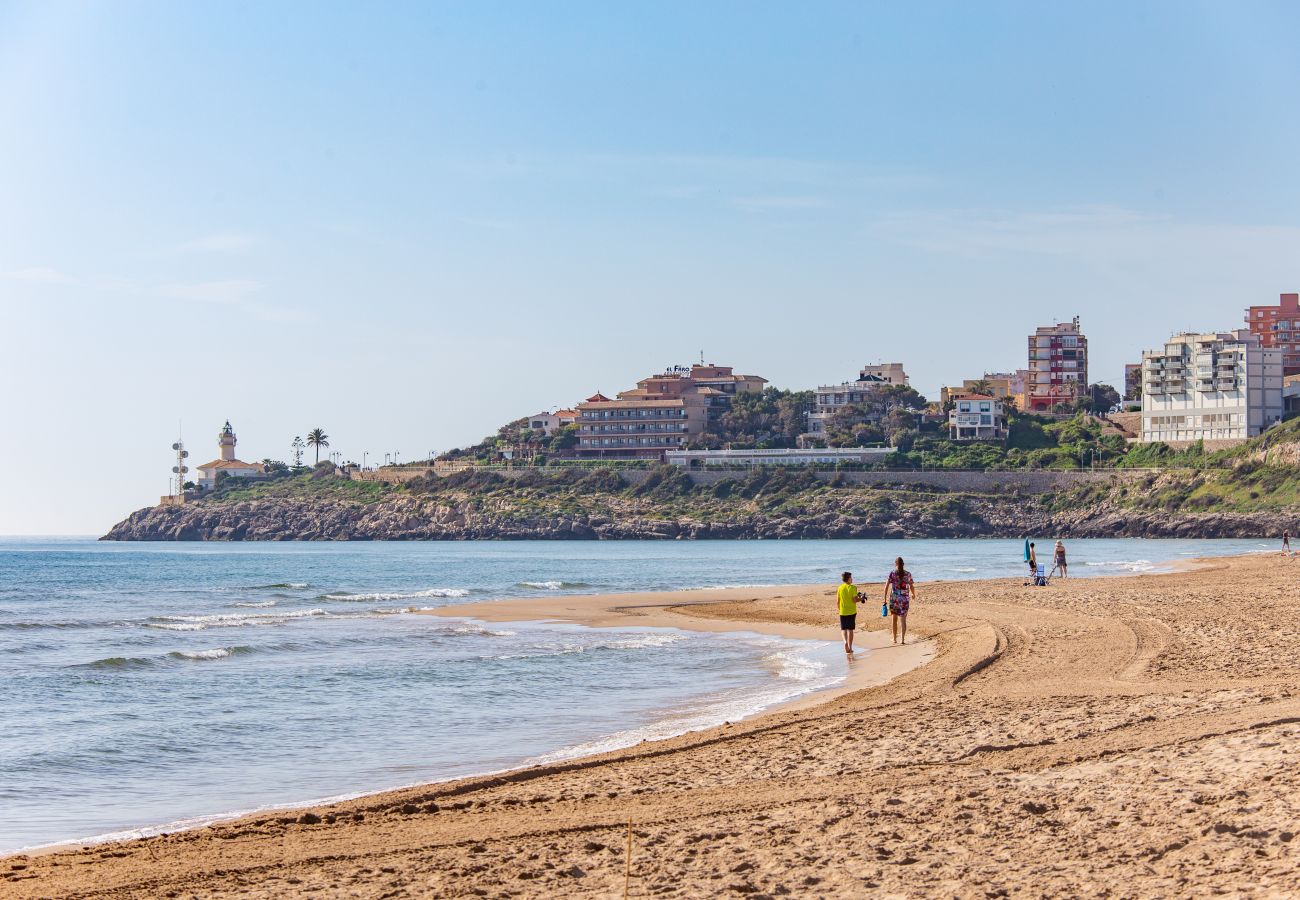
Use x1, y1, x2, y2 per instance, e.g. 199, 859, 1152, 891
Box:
1084, 559, 1155, 572
253, 582, 309, 589
167, 647, 254, 662
76, 646, 254, 669
233, 600, 277, 609
515, 581, 593, 590
144, 608, 329, 631
487, 631, 687, 660
321, 588, 470, 602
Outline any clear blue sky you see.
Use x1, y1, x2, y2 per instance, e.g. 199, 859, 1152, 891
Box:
3, 1, 1299, 533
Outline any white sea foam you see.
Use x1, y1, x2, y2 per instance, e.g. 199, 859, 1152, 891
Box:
1084, 559, 1155, 572
168, 647, 246, 662
526, 638, 840, 766
323, 588, 470, 602
519, 580, 564, 590
146, 608, 329, 630
233, 600, 277, 608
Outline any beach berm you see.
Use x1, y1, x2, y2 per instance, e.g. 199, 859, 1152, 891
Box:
4, 554, 1298, 897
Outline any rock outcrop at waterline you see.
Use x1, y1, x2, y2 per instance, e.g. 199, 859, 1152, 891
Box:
102, 494, 1294, 541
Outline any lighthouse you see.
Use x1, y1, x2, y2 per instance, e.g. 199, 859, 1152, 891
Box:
194, 421, 268, 491
218, 421, 238, 461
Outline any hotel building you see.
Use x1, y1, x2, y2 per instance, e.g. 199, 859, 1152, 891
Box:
1141, 330, 1282, 447
575, 364, 766, 458
804, 363, 909, 438
1244, 292, 1300, 376
1026, 317, 1088, 413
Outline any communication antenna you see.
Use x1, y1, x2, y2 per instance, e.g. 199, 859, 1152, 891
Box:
171, 438, 190, 497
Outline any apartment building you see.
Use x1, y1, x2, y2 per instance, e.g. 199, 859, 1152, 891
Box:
1026, 317, 1088, 413
575, 364, 765, 458
804, 363, 909, 437
947, 394, 1007, 442
1141, 329, 1283, 447
1244, 292, 1300, 376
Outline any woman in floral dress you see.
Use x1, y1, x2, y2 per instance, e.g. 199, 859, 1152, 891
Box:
884, 557, 917, 645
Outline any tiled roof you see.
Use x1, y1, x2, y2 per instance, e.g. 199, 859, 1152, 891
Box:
196, 459, 266, 471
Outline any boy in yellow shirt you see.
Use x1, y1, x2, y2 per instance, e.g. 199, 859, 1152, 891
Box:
837, 571, 861, 654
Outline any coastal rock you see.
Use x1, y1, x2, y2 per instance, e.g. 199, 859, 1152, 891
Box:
101, 490, 1295, 542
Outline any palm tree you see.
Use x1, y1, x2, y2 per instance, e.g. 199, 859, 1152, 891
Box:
306, 428, 330, 464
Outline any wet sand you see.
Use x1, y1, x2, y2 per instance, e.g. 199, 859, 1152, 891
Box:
5, 554, 1299, 898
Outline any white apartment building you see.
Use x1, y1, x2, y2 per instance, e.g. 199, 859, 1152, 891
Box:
1141, 329, 1283, 446
805, 363, 909, 437
948, 394, 1007, 441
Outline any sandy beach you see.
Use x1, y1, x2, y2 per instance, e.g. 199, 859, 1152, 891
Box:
5, 554, 1299, 898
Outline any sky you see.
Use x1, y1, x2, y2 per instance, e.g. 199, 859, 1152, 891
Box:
3, 0, 1299, 534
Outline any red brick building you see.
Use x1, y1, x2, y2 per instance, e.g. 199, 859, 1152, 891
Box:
1026, 317, 1088, 413
1244, 293, 1300, 376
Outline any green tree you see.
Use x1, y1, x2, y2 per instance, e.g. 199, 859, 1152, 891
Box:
306, 428, 330, 464
1089, 382, 1122, 413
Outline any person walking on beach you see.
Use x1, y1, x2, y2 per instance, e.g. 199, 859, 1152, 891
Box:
1027, 542, 1037, 577
884, 557, 916, 645
837, 572, 860, 654
1283, 531, 1291, 557
1053, 540, 1068, 578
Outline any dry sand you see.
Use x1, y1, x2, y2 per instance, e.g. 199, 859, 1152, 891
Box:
4, 554, 1299, 898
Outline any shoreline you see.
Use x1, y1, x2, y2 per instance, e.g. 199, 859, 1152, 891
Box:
7, 550, 1300, 898
9, 583, 934, 858
1, 547, 1256, 857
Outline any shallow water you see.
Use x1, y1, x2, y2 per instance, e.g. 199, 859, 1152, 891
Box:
0, 537, 1271, 851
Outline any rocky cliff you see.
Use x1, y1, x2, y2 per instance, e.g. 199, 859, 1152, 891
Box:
102, 489, 1295, 541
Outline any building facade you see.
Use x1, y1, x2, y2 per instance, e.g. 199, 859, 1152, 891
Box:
947, 394, 1007, 441
527, 408, 578, 437
1124, 363, 1143, 401
805, 363, 909, 438
575, 364, 765, 458
1141, 330, 1283, 446
194, 422, 268, 490
1244, 292, 1300, 376
1026, 317, 1088, 413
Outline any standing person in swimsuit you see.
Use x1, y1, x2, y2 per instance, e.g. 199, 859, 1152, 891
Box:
836, 572, 860, 654
1028, 542, 1037, 578
883, 557, 916, 645
1283, 531, 1291, 556
1054, 540, 1068, 578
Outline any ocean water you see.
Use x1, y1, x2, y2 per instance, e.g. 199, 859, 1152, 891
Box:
0, 536, 1272, 852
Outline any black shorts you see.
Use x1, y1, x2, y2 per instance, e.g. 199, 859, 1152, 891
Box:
839, 614, 857, 631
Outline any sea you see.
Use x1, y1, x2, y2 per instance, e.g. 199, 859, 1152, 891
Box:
0, 536, 1274, 853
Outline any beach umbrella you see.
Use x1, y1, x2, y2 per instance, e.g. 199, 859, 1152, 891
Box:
1023, 538, 1030, 562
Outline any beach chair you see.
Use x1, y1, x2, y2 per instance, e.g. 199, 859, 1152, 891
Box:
1033, 564, 1048, 587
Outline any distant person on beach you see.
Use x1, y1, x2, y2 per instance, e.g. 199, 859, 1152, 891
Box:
884, 557, 916, 645
1054, 540, 1068, 578
1028, 542, 1037, 577
837, 572, 860, 654
1283, 531, 1291, 556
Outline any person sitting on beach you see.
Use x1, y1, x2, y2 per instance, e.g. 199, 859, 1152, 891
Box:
1054, 540, 1068, 578
884, 557, 916, 645
836, 572, 861, 655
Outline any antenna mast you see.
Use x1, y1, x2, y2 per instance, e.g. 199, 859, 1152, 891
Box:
171, 438, 190, 498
